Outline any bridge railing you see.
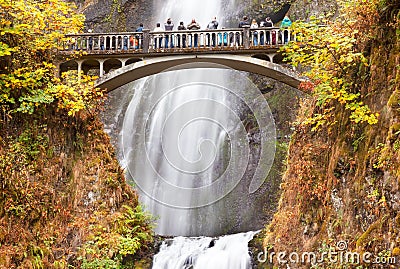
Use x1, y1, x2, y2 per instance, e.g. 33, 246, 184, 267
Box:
148, 28, 245, 50
59, 32, 145, 52
59, 27, 296, 54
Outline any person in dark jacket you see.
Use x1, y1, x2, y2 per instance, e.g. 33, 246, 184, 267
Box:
239, 15, 250, 28
260, 17, 274, 45
164, 18, 174, 48
177, 21, 186, 48
237, 16, 250, 46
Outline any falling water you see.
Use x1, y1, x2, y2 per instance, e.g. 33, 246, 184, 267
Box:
104, 0, 277, 268
122, 69, 232, 236
115, 0, 273, 238
120, 67, 276, 236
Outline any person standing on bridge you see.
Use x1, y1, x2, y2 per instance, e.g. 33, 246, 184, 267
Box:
87, 28, 93, 50
187, 19, 201, 48
237, 16, 250, 46
135, 23, 144, 49
238, 15, 250, 28
250, 19, 259, 46
153, 22, 164, 50
280, 15, 292, 44
164, 18, 174, 48
207, 17, 218, 29
260, 17, 274, 45
136, 23, 144, 32
206, 17, 219, 47
177, 21, 187, 48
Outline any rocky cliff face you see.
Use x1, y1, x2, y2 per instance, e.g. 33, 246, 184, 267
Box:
260, 1, 400, 268
77, 0, 154, 32
0, 111, 154, 268
289, 0, 338, 20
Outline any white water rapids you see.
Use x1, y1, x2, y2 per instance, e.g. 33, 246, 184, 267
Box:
152, 231, 258, 269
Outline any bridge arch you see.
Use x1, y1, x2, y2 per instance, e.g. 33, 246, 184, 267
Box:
103, 58, 123, 73
59, 59, 78, 72
60, 57, 146, 76
125, 58, 142, 66
95, 54, 304, 92
82, 59, 100, 74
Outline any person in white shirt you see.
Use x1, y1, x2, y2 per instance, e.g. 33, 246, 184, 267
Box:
153, 23, 163, 49
250, 19, 259, 46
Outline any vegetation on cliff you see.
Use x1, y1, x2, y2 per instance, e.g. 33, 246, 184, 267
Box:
0, 0, 154, 268
262, 0, 400, 268
0, 0, 104, 116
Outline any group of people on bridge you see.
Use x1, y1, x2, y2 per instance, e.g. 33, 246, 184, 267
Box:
73, 14, 294, 52
145, 15, 293, 49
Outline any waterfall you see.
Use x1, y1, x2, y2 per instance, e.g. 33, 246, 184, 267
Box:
122, 69, 237, 236
120, 67, 277, 236
96, 0, 279, 266
106, 0, 275, 238
100, 0, 278, 267
152, 231, 257, 269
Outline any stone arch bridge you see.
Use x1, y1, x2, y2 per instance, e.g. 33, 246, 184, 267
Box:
56, 27, 306, 91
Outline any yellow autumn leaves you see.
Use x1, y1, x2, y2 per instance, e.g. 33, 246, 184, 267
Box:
282, 0, 381, 130
1, 0, 101, 116
50, 72, 105, 116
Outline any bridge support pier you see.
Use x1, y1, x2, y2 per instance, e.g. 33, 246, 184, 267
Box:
121, 58, 128, 67
77, 60, 83, 79
99, 59, 105, 77
267, 53, 276, 63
